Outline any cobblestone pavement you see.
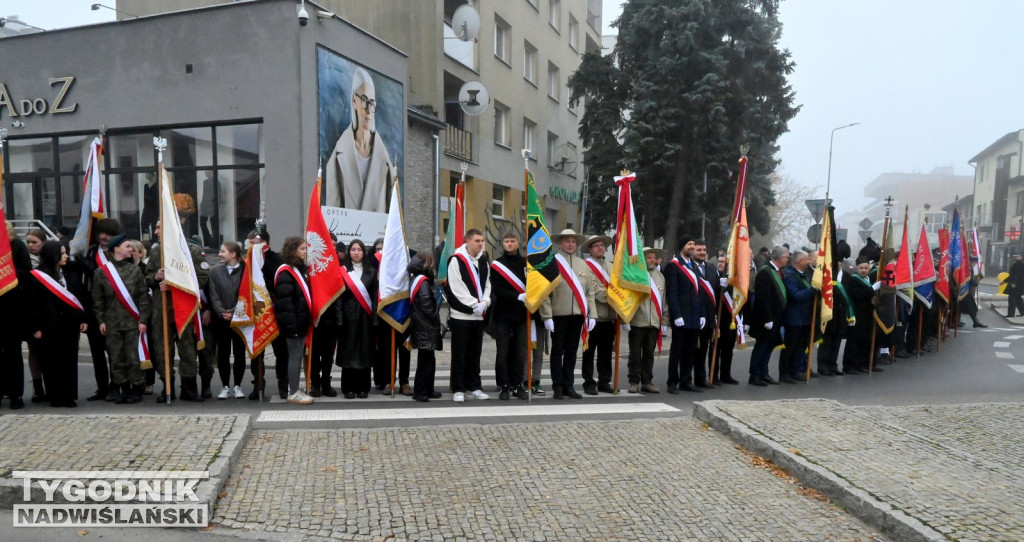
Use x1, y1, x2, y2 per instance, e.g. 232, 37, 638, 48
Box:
709, 400, 1024, 541
0, 414, 241, 476
213, 419, 883, 541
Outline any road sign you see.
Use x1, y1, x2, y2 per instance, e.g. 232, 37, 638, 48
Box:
807, 224, 823, 244
859, 230, 872, 241
858, 218, 873, 231
805, 199, 830, 223
836, 228, 848, 242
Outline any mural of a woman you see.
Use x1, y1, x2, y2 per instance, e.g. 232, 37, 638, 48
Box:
325, 67, 394, 212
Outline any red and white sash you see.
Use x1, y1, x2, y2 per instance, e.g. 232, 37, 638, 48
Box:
275, 265, 312, 310
98, 259, 150, 363
648, 273, 664, 352
585, 258, 610, 288
671, 259, 700, 292
554, 253, 590, 346
410, 275, 429, 301
699, 277, 716, 305
340, 267, 373, 315
490, 260, 525, 294
453, 252, 483, 302
31, 270, 83, 311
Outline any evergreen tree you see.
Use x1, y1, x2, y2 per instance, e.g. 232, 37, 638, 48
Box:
570, 0, 799, 251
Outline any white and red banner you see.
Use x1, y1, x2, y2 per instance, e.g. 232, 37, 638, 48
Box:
70, 137, 106, 257
158, 162, 201, 334
231, 243, 279, 356
305, 174, 345, 326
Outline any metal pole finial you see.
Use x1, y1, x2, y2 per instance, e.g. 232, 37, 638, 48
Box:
0, 127, 7, 149
153, 136, 167, 163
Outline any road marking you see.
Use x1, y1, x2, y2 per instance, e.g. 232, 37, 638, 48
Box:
1005, 335, 1024, 340
995, 351, 1015, 359
1009, 364, 1024, 374
269, 392, 641, 404
994, 341, 1011, 348
256, 402, 680, 422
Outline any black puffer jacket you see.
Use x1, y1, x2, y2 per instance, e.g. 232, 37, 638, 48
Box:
274, 263, 311, 337
408, 257, 442, 351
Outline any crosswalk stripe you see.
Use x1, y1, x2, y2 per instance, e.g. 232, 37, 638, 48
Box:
256, 402, 680, 422
1004, 335, 1024, 340
995, 351, 1015, 359
268, 391, 641, 404
1009, 364, 1024, 374
994, 341, 1011, 348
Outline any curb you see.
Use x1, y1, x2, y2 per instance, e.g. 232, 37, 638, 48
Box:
693, 400, 947, 542
0, 414, 253, 519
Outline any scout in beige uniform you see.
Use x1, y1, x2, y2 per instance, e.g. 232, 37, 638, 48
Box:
625, 248, 668, 393
580, 234, 615, 395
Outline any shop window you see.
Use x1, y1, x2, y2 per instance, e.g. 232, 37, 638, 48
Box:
57, 135, 91, 174
6, 137, 53, 174
107, 133, 156, 169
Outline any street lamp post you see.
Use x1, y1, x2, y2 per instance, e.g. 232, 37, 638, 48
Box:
826, 122, 860, 201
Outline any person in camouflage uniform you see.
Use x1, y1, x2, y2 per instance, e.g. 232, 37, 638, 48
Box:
92, 234, 152, 404
198, 290, 217, 398
147, 219, 210, 402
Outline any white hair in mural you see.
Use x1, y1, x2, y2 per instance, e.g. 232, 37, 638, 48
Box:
350, 67, 376, 131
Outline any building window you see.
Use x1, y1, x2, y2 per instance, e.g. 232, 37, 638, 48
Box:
523, 118, 536, 155
568, 15, 579, 51
494, 15, 511, 65
547, 132, 559, 168
493, 102, 511, 148
548, 62, 560, 101
923, 212, 945, 234
978, 164, 986, 183
524, 41, 537, 84
549, 0, 561, 31
492, 185, 506, 218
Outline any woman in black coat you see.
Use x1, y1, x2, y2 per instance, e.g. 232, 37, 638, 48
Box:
28, 241, 87, 407
336, 239, 377, 399
408, 252, 443, 402
274, 236, 313, 405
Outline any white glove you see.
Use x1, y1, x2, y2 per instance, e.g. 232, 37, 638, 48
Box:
673, 318, 684, 327
544, 319, 555, 333
764, 321, 774, 330
700, 317, 706, 329
850, 317, 857, 326
472, 303, 485, 316
661, 326, 669, 334
517, 293, 526, 302
720, 277, 728, 287
622, 323, 631, 332
872, 281, 881, 291
587, 319, 596, 332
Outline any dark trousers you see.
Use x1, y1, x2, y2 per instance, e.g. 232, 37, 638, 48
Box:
250, 336, 288, 391
779, 325, 810, 378
550, 315, 583, 391
0, 335, 25, 399
1008, 287, 1024, 317
341, 367, 371, 394
581, 319, 614, 385
413, 349, 437, 397
667, 326, 699, 387
713, 326, 736, 382
214, 318, 246, 387
450, 319, 484, 393
843, 331, 869, 371
627, 326, 658, 385
310, 323, 337, 389
817, 322, 845, 374
374, 326, 410, 387
84, 313, 110, 392
750, 338, 776, 379
493, 320, 527, 389
38, 329, 80, 404
694, 327, 714, 384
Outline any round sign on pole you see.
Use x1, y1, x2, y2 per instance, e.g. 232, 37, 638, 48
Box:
807, 224, 823, 244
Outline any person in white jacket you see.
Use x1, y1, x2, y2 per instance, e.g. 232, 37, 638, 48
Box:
443, 229, 492, 403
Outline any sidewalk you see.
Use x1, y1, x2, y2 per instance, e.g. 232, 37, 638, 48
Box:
697, 399, 1024, 542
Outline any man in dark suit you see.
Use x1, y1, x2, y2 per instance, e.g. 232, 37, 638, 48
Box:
747, 246, 789, 386
779, 250, 816, 382
664, 236, 706, 393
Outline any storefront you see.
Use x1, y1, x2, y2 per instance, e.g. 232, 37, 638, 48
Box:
0, 0, 436, 249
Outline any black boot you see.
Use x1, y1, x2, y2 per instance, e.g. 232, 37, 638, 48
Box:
321, 382, 338, 397
201, 375, 212, 399
31, 379, 47, 403
179, 378, 203, 402
156, 382, 177, 403
309, 377, 322, 397
105, 386, 120, 402
116, 383, 131, 404
248, 379, 263, 401
127, 384, 144, 404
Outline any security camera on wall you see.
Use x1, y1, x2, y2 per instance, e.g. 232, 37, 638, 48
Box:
297, 2, 309, 26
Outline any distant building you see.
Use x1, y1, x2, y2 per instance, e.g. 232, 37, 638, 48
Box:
968, 129, 1024, 273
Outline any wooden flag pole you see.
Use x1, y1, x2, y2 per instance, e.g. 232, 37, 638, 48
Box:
806, 294, 818, 382
258, 353, 264, 402
526, 312, 533, 404
155, 141, 173, 406
612, 318, 621, 395
522, 150, 532, 404
390, 328, 397, 398
709, 295, 724, 385
305, 335, 313, 394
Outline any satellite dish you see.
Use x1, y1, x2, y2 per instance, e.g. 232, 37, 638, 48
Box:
458, 81, 490, 116
451, 4, 480, 42
552, 143, 579, 176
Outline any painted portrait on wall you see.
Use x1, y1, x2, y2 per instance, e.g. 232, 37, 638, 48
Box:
317, 45, 404, 214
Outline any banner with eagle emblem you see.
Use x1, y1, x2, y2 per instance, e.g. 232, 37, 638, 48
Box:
305, 173, 345, 326
231, 242, 280, 356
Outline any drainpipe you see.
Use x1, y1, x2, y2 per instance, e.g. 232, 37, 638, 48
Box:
433, 133, 440, 245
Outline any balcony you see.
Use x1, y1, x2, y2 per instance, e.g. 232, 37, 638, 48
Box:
445, 124, 473, 162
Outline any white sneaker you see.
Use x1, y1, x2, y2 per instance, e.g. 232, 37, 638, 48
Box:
453, 392, 465, 403
217, 386, 230, 400
233, 385, 245, 399
470, 390, 489, 400
287, 391, 313, 405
